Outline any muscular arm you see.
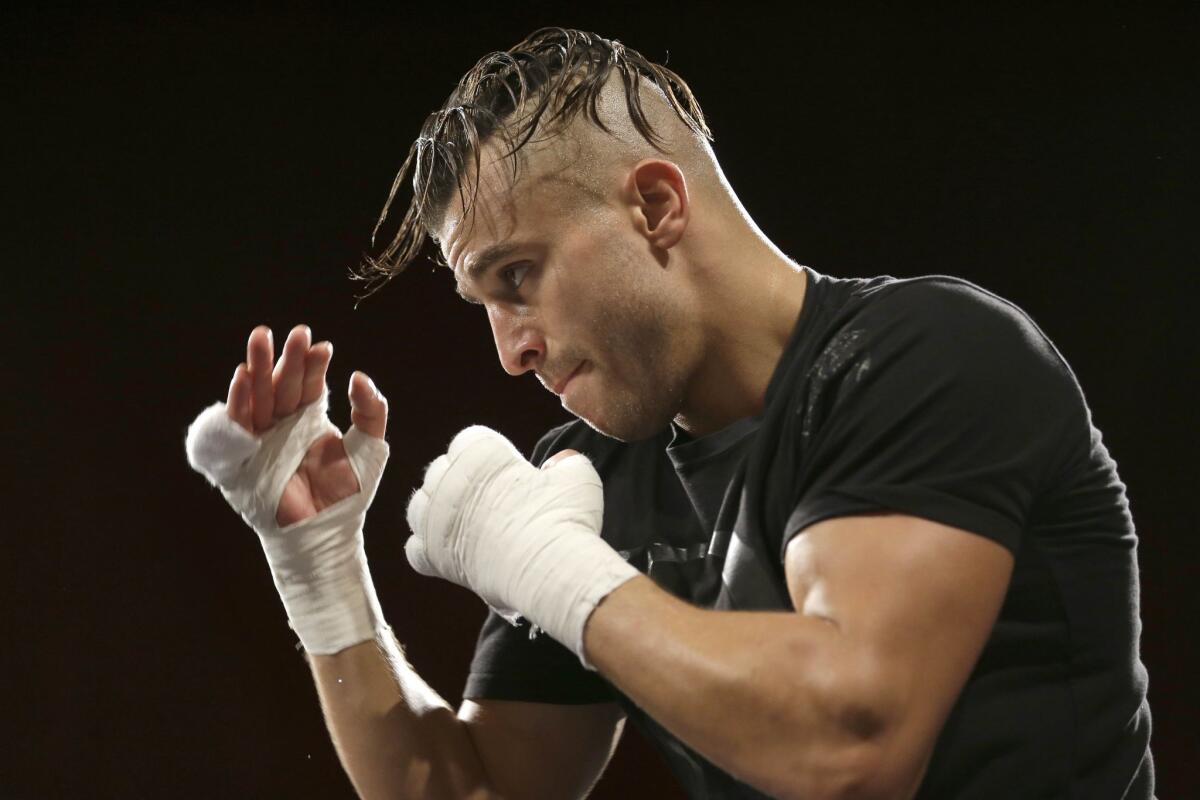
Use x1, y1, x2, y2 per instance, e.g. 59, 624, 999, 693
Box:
307, 632, 625, 800
308, 635, 494, 800
206, 326, 624, 800
582, 513, 1013, 800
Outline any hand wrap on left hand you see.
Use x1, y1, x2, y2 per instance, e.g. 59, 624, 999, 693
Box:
185, 392, 390, 655
405, 426, 638, 668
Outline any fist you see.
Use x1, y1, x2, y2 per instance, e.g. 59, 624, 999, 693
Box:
404, 426, 604, 623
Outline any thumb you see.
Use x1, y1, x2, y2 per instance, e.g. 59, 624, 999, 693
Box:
349, 371, 388, 439
542, 448, 581, 469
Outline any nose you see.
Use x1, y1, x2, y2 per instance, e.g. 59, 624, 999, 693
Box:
488, 306, 544, 376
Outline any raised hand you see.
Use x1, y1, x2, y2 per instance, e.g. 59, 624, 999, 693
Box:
224, 325, 388, 526
185, 324, 392, 655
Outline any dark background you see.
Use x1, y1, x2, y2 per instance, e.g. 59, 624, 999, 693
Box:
4, 3, 1196, 797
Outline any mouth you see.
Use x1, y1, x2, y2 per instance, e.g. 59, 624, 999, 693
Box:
552, 361, 586, 396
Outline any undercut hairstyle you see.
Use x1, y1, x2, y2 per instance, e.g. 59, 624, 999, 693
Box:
354, 27, 713, 298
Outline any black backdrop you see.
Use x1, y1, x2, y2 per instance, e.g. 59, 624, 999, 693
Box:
5, 4, 1196, 798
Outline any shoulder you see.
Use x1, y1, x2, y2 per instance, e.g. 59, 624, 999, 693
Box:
767, 276, 1089, 555
765, 272, 1086, 465
858, 275, 1058, 352
810, 275, 1072, 384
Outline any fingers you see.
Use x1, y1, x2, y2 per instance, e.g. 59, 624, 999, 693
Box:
300, 341, 332, 406
238, 324, 343, 430
271, 325, 311, 418
226, 363, 253, 432
349, 371, 388, 439
540, 451, 600, 490
247, 326, 275, 432
542, 448, 580, 469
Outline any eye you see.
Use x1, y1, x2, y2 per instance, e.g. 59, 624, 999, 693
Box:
500, 262, 531, 290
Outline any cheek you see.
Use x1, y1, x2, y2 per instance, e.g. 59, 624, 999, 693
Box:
603, 307, 677, 390
553, 232, 680, 369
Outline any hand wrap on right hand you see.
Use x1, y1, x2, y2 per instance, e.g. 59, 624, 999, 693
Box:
185, 391, 390, 655
405, 426, 638, 668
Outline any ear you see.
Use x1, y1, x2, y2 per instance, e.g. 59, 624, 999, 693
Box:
626, 159, 689, 250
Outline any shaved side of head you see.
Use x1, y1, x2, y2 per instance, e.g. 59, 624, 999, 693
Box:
434, 71, 728, 257
356, 28, 716, 295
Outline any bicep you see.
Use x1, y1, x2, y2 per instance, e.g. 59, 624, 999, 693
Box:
459, 698, 625, 800
784, 513, 1013, 790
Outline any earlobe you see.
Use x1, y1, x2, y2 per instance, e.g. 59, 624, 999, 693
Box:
630, 159, 688, 250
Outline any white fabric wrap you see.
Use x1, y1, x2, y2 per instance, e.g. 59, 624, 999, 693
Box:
184, 392, 390, 655
405, 426, 638, 669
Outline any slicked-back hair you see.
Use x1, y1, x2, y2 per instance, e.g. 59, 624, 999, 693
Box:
354, 27, 713, 298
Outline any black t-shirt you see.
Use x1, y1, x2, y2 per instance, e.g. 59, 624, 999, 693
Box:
464, 269, 1154, 799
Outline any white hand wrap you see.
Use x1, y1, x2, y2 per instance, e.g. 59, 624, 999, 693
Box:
185, 392, 390, 655
405, 426, 638, 668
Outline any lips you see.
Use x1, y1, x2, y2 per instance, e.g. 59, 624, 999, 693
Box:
552, 361, 585, 395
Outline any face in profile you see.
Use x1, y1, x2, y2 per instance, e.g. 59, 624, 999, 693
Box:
438, 152, 695, 441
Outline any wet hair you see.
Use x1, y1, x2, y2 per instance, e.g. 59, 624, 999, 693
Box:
354, 27, 712, 298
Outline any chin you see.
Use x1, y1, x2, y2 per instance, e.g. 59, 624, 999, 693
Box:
575, 402, 676, 443
567, 370, 682, 442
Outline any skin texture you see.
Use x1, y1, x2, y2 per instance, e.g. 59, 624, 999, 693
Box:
428, 82, 1014, 796
435, 78, 810, 440
223, 325, 627, 800
225, 324, 385, 526
221, 79, 1016, 799
443, 160, 696, 441
580, 518, 1013, 799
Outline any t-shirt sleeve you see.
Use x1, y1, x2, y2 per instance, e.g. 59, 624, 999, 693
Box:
782, 279, 1082, 560
462, 422, 616, 704
463, 610, 615, 703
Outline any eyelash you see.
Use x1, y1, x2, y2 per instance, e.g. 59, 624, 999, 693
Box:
500, 262, 531, 290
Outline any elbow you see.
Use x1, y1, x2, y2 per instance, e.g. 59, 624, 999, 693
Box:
747, 712, 927, 800
759, 743, 884, 800
718, 642, 931, 800
762, 747, 922, 800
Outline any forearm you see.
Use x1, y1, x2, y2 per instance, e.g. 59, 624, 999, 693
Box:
308, 628, 498, 800
583, 577, 891, 800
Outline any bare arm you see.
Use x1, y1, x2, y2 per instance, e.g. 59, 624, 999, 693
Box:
229, 325, 623, 799
583, 513, 1013, 800
308, 633, 492, 799
308, 631, 625, 800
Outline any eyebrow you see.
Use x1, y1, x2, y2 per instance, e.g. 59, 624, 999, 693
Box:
455, 241, 523, 304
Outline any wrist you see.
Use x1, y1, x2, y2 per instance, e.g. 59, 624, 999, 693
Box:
186, 388, 391, 657
516, 528, 639, 668
259, 511, 386, 655
272, 546, 387, 655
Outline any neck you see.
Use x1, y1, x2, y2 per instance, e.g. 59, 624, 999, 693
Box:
673, 226, 808, 437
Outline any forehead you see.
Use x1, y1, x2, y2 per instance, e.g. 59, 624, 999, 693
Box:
436, 139, 597, 286
436, 151, 523, 274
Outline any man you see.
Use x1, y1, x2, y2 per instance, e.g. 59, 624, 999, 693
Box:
185, 28, 1154, 799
